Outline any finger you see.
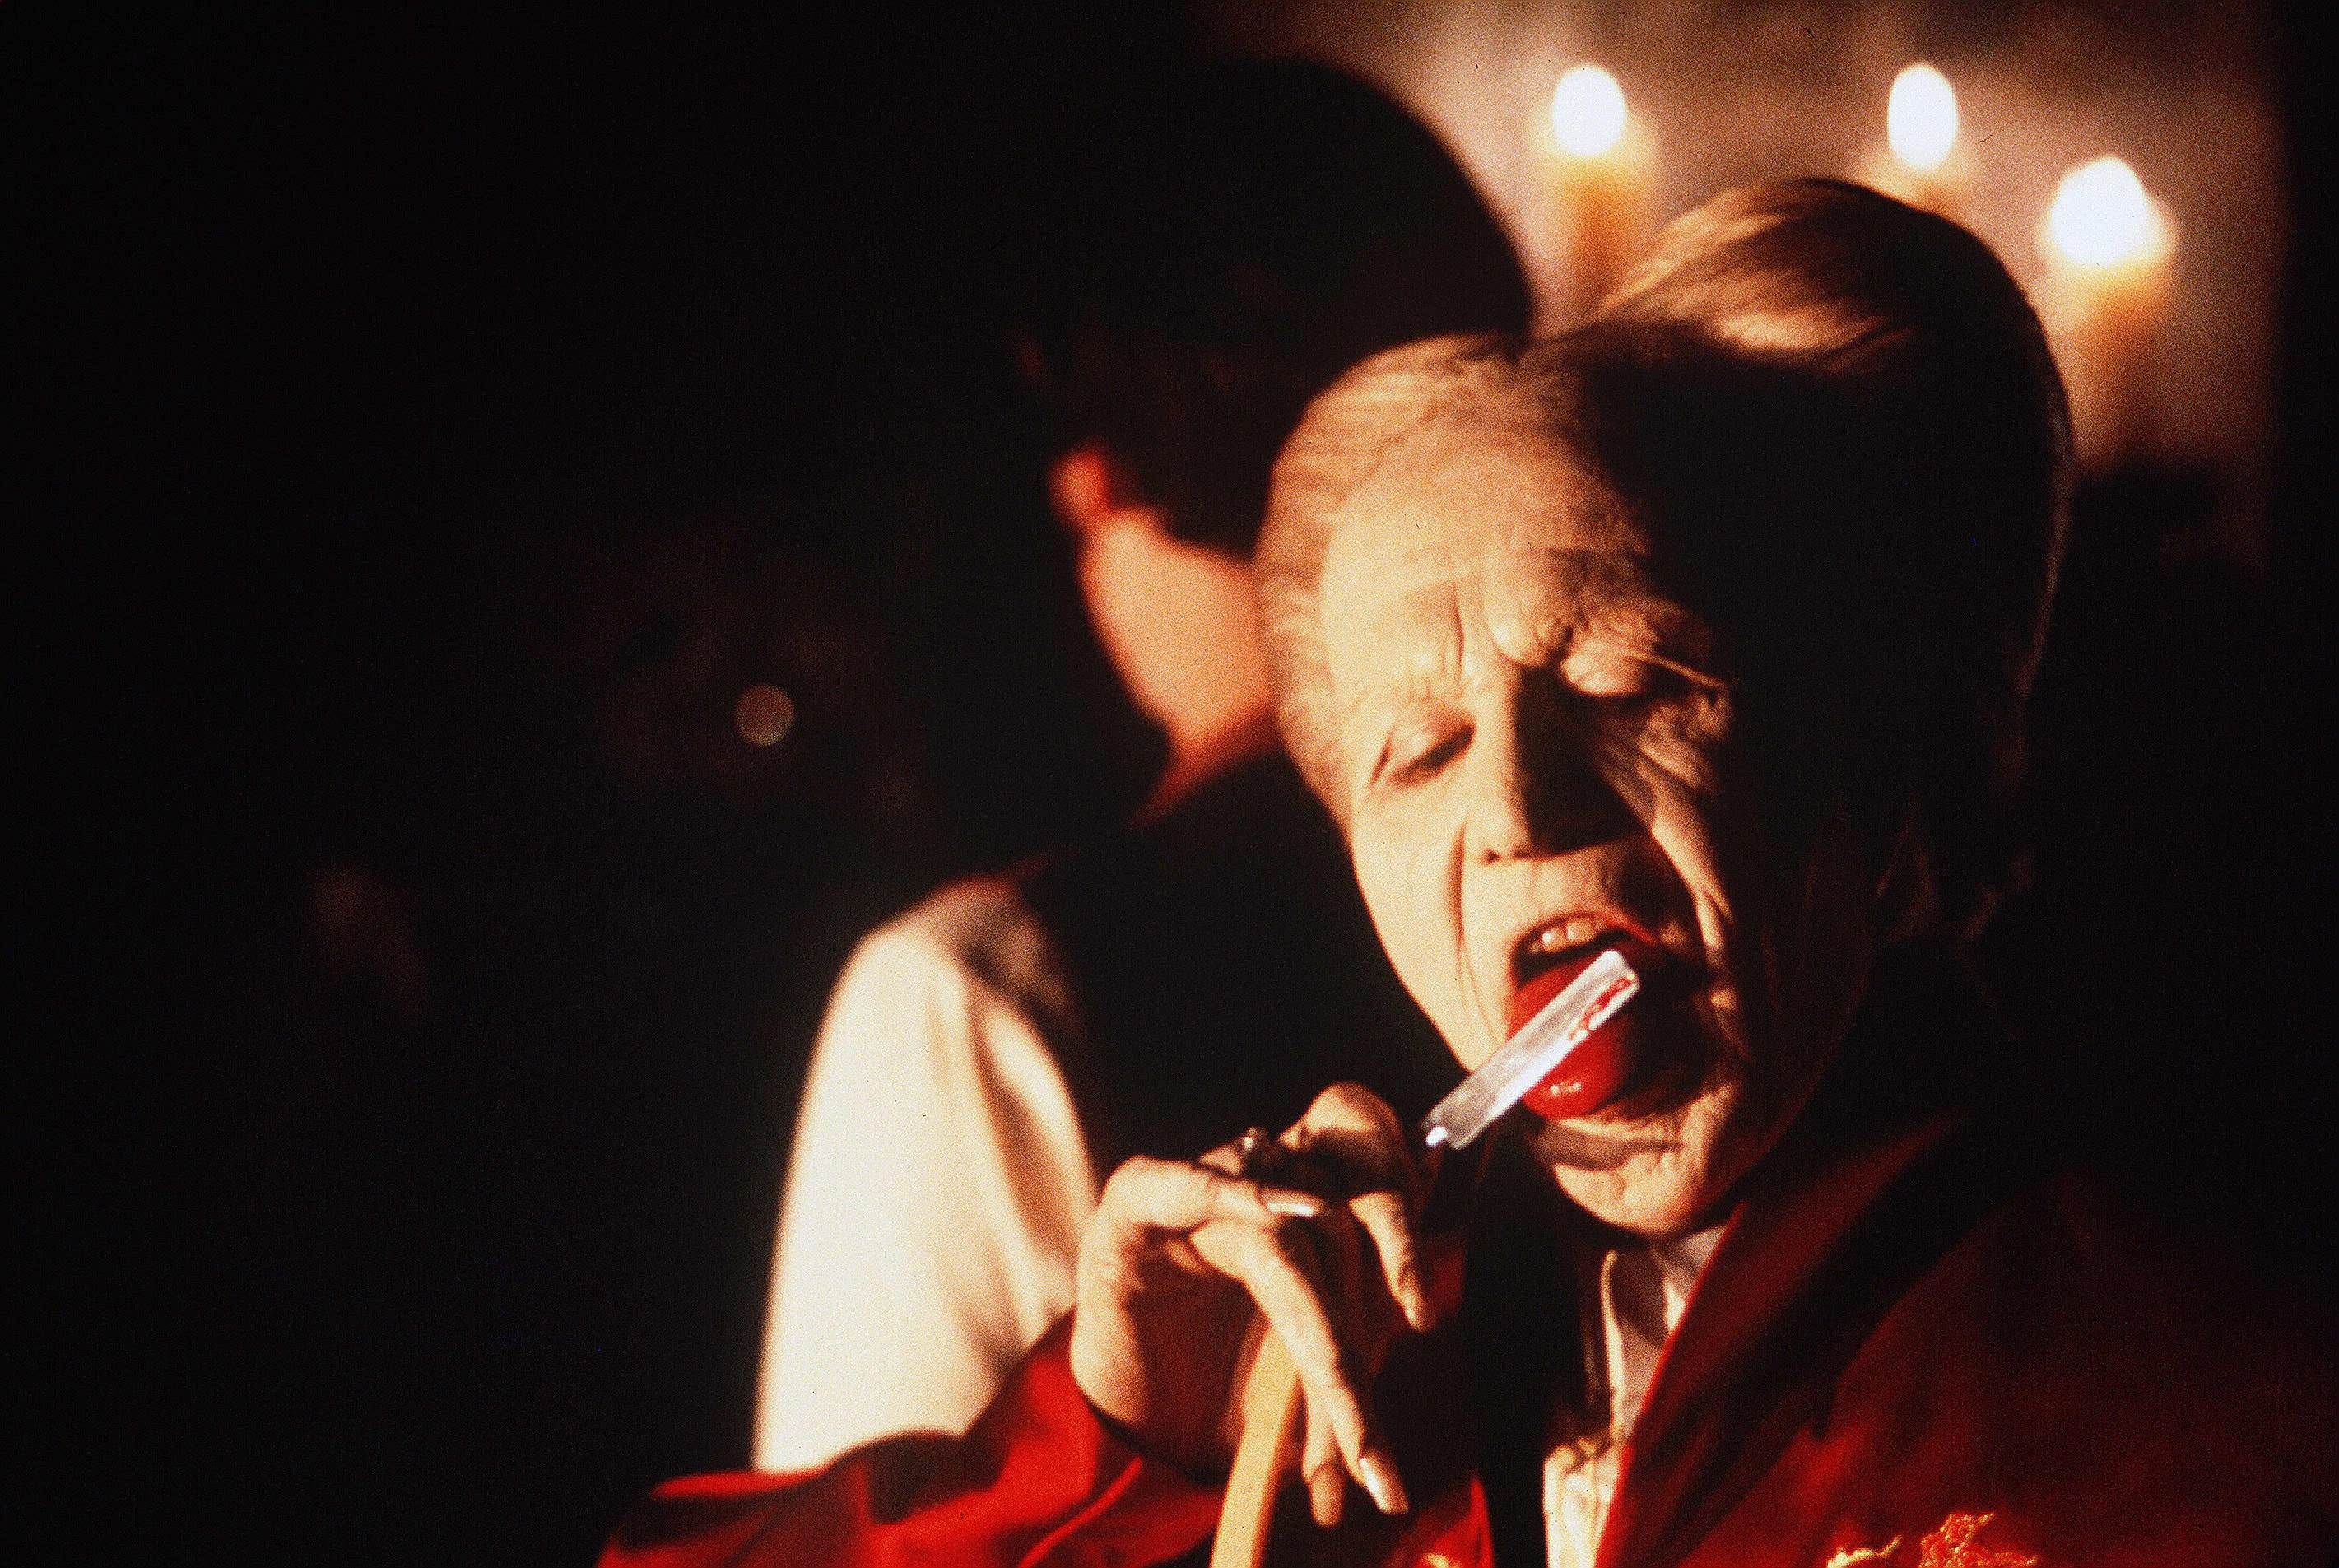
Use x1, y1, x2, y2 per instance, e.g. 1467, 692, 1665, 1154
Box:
1357, 1446, 1409, 1517
1290, 1090, 1433, 1287
1098, 1155, 1323, 1238
1300, 1081, 1402, 1132
1293, 1215, 1409, 1515
1195, 1221, 1360, 1459
1293, 1084, 1419, 1194
1200, 1126, 1281, 1179
1302, 1403, 1346, 1529
1350, 1189, 1434, 1333
1313, 1198, 1375, 1368
1199, 1221, 1404, 1515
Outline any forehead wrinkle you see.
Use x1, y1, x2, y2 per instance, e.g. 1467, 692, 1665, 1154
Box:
1487, 546, 1645, 667
1442, 526, 1470, 686
1324, 569, 1464, 739
1321, 418, 1662, 716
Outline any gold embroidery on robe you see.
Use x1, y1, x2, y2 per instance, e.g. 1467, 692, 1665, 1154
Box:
1826, 1511, 2038, 1568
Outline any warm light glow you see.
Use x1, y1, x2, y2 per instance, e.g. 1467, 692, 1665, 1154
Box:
1886, 64, 1958, 172
734, 683, 796, 747
1551, 65, 1627, 158
2047, 157, 2161, 267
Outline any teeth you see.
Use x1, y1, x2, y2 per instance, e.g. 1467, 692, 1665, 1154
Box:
1526, 914, 1609, 955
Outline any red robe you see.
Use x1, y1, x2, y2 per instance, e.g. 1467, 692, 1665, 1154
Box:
605, 952, 2338, 1568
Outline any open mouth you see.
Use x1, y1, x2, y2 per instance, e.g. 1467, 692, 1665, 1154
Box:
1509, 915, 1660, 1024
1505, 916, 1672, 1120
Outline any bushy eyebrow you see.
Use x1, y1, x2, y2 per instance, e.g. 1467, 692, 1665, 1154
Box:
1570, 601, 1730, 687
1332, 658, 1460, 737
1498, 549, 1714, 668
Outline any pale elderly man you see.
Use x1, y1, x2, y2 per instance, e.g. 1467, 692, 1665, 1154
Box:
607, 181, 2335, 1568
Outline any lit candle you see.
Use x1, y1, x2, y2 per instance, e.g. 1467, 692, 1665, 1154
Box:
1541, 64, 1655, 323
2034, 156, 2177, 469
1858, 63, 1976, 222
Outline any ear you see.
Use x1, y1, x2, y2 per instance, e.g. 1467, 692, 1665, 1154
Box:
1049, 445, 1155, 541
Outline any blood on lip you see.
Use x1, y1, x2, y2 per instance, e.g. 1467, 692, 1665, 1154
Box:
1504, 934, 1661, 1121
1509, 924, 1637, 1029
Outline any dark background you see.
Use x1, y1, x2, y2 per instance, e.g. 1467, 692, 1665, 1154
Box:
12, 4, 2332, 1563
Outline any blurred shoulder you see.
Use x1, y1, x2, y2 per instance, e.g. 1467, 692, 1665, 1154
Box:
830, 876, 1079, 1049
880, 876, 1053, 972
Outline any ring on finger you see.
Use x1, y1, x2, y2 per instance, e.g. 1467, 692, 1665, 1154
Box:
1235, 1124, 1287, 1181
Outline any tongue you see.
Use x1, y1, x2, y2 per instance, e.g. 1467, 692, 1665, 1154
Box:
1505, 951, 1607, 1035
1504, 941, 1649, 1121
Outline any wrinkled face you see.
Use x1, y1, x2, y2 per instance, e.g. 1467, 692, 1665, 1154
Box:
1316, 417, 1872, 1237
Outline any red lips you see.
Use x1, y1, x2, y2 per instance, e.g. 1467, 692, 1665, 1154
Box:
1504, 938, 1662, 1121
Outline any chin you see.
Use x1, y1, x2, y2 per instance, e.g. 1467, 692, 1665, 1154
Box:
1552, 1156, 1718, 1238
1532, 1079, 1747, 1240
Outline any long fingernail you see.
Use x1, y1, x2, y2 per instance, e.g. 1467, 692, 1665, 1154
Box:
1357, 1451, 1408, 1515
1263, 1189, 1323, 1219
1401, 1265, 1430, 1332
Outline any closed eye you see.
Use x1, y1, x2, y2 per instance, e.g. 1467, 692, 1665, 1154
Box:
1381, 723, 1471, 788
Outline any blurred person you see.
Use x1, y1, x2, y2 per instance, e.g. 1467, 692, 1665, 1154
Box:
614, 180, 2333, 1567
750, 54, 1532, 1472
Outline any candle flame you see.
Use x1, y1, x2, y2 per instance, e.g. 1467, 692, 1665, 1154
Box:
2047, 156, 2165, 268
1886, 64, 1958, 172
1551, 65, 1627, 158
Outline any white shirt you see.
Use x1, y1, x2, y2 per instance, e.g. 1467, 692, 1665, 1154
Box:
1544, 1225, 1724, 1568
753, 878, 1099, 1473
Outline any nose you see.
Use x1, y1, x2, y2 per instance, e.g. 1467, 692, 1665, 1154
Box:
1463, 677, 1635, 864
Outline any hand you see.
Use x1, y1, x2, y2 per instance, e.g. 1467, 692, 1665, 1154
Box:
1067, 1083, 1440, 1528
